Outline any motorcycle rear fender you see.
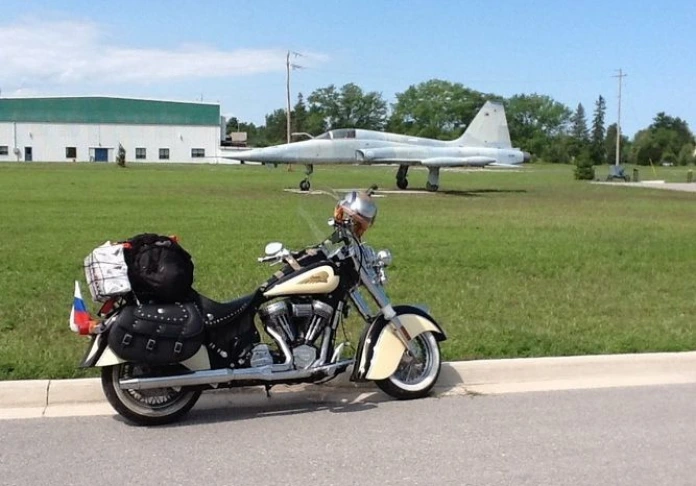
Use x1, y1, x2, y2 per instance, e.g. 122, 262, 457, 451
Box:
79, 333, 211, 371
351, 305, 446, 382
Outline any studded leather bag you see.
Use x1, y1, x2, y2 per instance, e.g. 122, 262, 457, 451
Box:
107, 302, 205, 364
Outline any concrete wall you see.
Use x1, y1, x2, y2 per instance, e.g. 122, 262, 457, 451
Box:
0, 122, 220, 163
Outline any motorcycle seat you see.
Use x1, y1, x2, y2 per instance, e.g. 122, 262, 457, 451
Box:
193, 292, 257, 328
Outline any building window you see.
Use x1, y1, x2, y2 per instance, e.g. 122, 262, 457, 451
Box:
159, 148, 170, 160
0, 146, 8, 156
191, 148, 205, 158
66, 147, 77, 158
135, 148, 146, 160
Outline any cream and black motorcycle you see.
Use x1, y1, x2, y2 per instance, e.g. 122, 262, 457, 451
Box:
71, 188, 446, 425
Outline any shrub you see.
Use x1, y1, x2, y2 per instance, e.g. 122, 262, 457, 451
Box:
574, 152, 595, 180
116, 144, 126, 168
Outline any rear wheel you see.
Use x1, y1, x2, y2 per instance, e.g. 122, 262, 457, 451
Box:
375, 332, 441, 399
101, 364, 201, 426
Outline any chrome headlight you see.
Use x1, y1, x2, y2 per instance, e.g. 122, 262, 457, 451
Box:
376, 249, 392, 267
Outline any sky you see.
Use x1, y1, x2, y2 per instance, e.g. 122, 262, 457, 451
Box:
1, 0, 694, 138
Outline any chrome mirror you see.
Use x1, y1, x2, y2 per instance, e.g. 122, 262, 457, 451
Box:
264, 242, 284, 256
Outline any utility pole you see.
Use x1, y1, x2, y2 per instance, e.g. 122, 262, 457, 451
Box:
286, 51, 291, 144
613, 68, 627, 166
286, 50, 305, 144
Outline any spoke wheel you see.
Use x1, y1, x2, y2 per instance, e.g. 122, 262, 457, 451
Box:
299, 179, 311, 191
101, 364, 201, 426
376, 332, 441, 399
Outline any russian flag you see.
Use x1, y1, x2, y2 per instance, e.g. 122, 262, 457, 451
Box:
70, 281, 92, 335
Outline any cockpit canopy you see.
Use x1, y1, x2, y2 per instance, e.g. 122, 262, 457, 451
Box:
315, 128, 357, 140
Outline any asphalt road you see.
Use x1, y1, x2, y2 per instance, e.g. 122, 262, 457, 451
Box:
1, 384, 695, 486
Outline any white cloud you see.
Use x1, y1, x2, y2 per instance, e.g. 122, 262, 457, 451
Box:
0, 19, 329, 89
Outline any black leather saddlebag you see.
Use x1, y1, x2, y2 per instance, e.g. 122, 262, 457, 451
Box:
108, 302, 205, 364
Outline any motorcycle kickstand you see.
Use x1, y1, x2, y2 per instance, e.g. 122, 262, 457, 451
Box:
264, 384, 273, 398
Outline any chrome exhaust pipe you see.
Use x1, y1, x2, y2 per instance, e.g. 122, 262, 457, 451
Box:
118, 359, 354, 391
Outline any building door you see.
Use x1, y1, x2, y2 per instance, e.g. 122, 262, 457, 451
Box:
24, 147, 32, 162
94, 148, 108, 162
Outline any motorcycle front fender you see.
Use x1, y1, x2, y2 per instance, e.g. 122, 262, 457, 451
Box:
351, 305, 446, 382
79, 333, 212, 371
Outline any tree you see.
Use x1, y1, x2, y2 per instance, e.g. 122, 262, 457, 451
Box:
629, 113, 695, 165
590, 95, 606, 165
307, 83, 388, 132
292, 93, 308, 135
605, 123, 629, 165
569, 103, 589, 157
389, 79, 489, 139
545, 135, 574, 164
337, 83, 388, 130
650, 112, 694, 148
306, 84, 340, 133
263, 109, 288, 145
504, 93, 572, 160
677, 143, 695, 166
630, 129, 661, 166
225, 116, 240, 135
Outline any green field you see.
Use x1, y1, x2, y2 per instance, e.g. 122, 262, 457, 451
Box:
1, 161, 695, 380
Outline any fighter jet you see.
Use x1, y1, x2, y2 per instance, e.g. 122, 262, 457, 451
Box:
225, 101, 530, 192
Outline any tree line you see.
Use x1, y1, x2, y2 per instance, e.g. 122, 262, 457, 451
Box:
227, 79, 695, 167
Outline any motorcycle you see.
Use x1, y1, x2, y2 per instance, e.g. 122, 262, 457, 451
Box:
71, 188, 446, 425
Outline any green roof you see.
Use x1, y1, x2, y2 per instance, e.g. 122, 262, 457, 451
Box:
0, 97, 220, 126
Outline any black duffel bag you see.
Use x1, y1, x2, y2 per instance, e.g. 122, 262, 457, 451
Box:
123, 234, 194, 303
108, 302, 205, 364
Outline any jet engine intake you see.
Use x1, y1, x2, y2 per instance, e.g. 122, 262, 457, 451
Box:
355, 149, 374, 162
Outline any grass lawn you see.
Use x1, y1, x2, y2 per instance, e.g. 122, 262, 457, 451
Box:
0, 161, 695, 380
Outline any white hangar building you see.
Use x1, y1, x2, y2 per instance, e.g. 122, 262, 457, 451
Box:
0, 96, 225, 163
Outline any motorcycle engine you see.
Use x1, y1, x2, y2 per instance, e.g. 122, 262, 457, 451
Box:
259, 299, 334, 369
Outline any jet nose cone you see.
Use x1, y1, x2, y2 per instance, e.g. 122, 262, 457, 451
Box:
240, 147, 281, 163
523, 151, 532, 163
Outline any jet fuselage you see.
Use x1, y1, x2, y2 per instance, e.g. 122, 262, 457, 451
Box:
236, 137, 526, 167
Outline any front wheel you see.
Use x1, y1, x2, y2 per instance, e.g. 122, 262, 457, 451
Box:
375, 331, 441, 399
101, 364, 201, 426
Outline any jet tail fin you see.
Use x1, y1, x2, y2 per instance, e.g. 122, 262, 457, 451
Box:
454, 101, 512, 149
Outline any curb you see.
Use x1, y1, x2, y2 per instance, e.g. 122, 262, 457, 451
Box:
2, 351, 696, 418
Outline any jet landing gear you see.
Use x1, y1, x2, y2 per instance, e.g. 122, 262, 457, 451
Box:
299, 164, 314, 191
396, 165, 409, 190
426, 167, 440, 192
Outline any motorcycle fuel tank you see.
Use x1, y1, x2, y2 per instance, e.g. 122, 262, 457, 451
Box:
263, 265, 340, 297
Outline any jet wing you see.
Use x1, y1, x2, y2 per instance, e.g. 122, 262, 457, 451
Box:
420, 156, 496, 167
356, 148, 495, 168
487, 162, 525, 169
